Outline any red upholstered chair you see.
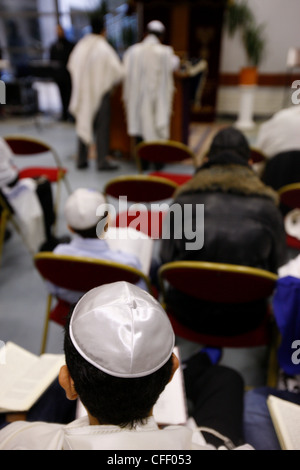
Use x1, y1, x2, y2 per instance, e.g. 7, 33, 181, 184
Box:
278, 182, 300, 250
135, 140, 195, 186
34, 252, 153, 354
3, 135, 72, 219
104, 174, 178, 239
250, 147, 267, 164
158, 260, 279, 386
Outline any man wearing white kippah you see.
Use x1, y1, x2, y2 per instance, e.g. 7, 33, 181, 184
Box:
46, 187, 147, 303
123, 20, 180, 170
0, 282, 253, 450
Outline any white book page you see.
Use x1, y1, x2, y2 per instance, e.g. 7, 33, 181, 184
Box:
0, 342, 65, 412
267, 395, 300, 450
104, 227, 154, 275
153, 347, 187, 426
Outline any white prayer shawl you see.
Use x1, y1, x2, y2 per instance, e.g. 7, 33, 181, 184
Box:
68, 34, 124, 145
2, 178, 46, 253
0, 415, 253, 450
0, 138, 46, 253
123, 35, 177, 141
256, 105, 300, 158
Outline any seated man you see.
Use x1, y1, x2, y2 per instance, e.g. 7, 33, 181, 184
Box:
256, 105, 300, 159
0, 281, 252, 450
159, 127, 287, 336
47, 187, 147, 303
0, 137, 62, 252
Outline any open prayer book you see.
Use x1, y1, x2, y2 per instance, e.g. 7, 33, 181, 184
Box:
76, 346, 188, 426
0, 342, 65, 413
103, 226, 154, 275
267, 395, 300, 450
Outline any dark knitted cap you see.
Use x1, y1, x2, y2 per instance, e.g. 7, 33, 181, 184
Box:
208, 127, 251, 162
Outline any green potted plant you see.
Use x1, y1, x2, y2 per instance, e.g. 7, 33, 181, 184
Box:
225, 0, 266, 84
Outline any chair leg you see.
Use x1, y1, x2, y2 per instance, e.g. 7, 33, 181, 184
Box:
266, 320, 281, 387
0, 210, 9, 267
40, 294, 53, 355
63, 174, 72, 195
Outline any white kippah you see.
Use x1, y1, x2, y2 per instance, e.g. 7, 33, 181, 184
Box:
64, 188, 107, 230
69, 281, 175, 378
147, 20, 165, 34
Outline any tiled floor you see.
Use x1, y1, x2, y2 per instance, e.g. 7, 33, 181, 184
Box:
0, 113, 268, 387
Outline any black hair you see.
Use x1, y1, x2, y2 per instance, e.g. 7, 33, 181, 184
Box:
63, 309, 173, 428
147, 29, 163, 39
90, 15, 105, 34
70, 212, 108, 239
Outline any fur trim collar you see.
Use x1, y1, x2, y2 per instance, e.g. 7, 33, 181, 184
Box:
175, 164, 279, 204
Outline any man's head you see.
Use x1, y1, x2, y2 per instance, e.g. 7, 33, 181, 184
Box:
90, 15, 105, 35
64, 188, 108, 238
207, 126, 251, 163
146, 20, 165, 40
60, 282, 177, 427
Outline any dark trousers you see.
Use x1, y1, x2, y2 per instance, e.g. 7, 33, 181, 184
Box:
77, 92, 111, 169
183, 353, 245, 447
35, 177, 56, 241
55, 74, 72, 121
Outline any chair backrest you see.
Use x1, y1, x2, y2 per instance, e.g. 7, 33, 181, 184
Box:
278, 182, 300, 209
34, 252, 153, 295
159, 260, 278, 304
3, 135, 62, 168
250, 147, 267, 164
135, 140, 196, 172
104, 174, 178, 203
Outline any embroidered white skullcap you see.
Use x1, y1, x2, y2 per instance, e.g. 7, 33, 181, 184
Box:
64, 188, 107, 230
285, 209, 300, 240
147, 20, 165, 34
69, 281, 175, 378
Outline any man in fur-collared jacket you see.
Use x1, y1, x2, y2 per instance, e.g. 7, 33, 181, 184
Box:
159, 127, 287, 336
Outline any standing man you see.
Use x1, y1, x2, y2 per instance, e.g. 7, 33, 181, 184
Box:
50, 24, 75, 122
67, 15, 123, 171
122, 20, 179, 153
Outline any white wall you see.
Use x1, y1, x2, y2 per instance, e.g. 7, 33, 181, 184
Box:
219, 0, 300, 73
217, 0, 300, 118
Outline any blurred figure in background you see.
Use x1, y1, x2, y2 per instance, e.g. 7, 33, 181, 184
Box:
49, 24, 75, 122
68, 15, 123, 171
256, 105, 300, 159
123, 20, 179, 169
